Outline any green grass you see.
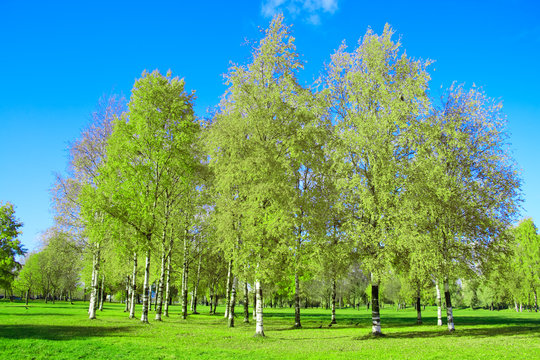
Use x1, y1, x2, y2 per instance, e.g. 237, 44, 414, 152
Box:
0, 301, 539, 359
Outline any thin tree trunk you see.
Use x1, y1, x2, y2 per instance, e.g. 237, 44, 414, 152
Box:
124, 275, 130, 312
416, 295, 422, 324
25, 289, 29, 305
155, 245, 167, 321
209, 285, 214, 314
213, 294, 219, 315
129, 252, 137, 319
444, 278, 455, 332
228, 276, 237, 327
192, 251, 202, 314
371, 274, 381, 335
88, 243, 100, 319
435, 281, 442, 326
330, 278, 337, 324
514, 300, 519, 312
224, 259, 233, 319
294, 272, 301, 328
99, 275, 105, 311
181, 235, 189, 320
140, 248, 151, 323
254, 280, 264, 337
253, 288, 257, 320
164, 251, 172, 317
243, 281, 249, 323
534, 288, 538, 312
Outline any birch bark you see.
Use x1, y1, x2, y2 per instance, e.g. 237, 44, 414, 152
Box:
228, 276, 237, 327
254, 280, 265, 337
444, 278, 455, 332
435, 282, 442, 326
129, 252, 137, 319
140, 248, 151, 323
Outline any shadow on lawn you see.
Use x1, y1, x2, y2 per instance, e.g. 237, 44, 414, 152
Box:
355, 325, 540, 340
0, 324, 134, 341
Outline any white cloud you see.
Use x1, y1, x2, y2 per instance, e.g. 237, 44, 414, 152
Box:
261, 0, 339, 24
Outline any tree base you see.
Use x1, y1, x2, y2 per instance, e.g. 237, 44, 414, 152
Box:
293, 324, 302, 329
253, 332, 265, 337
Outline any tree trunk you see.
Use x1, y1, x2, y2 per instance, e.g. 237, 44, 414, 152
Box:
192, 251, 202, 314
213, 294, 219, 315
209, 285, 214, 314
140, 248, 151, 323
444, 278, 455, 332
129, 252, 137, 319
88, 243, 100, 319
294, 272, 301, 328
124, 275, 130, 312
181, 234, 189, 319
25, 289, 30, 305
514, 300, 519, 312
254, 280, 264, 337
243, 281, 249, 323
253, 288, 257, 320
371, 274, 381, 335
534, 288, 538, 312
155, 245, 167, 321
224, 259, 233, 319
435, 281, 442, 326
164, 251, 172, 317
330, 278, 337, 324
416, 295, 422, 324
228, 276, 237, 327
98, 275, 105, 311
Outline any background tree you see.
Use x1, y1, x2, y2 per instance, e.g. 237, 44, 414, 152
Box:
0, 202, 25, 291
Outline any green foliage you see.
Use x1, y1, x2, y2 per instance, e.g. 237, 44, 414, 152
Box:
0, 201, 25, 288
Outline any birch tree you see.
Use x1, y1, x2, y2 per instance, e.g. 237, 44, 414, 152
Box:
323, 24, 431, 335
206, 14, 315, 336
85, 70, 199, 323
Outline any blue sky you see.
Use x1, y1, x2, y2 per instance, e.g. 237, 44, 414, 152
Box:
1, 0, 539, 252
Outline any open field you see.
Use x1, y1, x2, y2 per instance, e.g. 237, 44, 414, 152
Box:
0, 301, 539, 359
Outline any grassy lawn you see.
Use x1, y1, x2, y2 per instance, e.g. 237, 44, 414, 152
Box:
0, 301, 538, 359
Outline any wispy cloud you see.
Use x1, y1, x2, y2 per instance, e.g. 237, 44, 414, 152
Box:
261, 0, 339, 25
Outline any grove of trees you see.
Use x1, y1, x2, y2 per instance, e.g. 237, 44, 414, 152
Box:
4, 15, 537, 337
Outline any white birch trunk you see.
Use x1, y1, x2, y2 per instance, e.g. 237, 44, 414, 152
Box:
228, 276, 237, 327
181, 233, 189, 319
435, 282, 442, 326
254, 280, 264, 337
164, 251, 172, 317
88, 243, 100, 320
129, 252, 137, 319
371, 273, 382, 335
155, 245, 167, 321
444, 278, 455, 332
192, 251, 202, 314
140, 249, 151, 323
224, 260, 232, 319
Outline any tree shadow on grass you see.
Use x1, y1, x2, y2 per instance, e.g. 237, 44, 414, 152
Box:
0, 312, 74, 317
354, 325, 540, 340
0, 324, 134, 341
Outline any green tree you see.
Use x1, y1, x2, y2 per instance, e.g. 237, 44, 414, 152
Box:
323, 24, 431, 335
85, 70, 199, 323
206, 14, 317, 335
0, 202, 25, 290
513, 218, 539, 311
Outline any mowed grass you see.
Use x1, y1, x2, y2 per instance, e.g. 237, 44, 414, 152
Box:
0, 301, 539, 359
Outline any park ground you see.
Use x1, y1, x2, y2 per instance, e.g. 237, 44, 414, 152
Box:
0, 301, 539, 359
